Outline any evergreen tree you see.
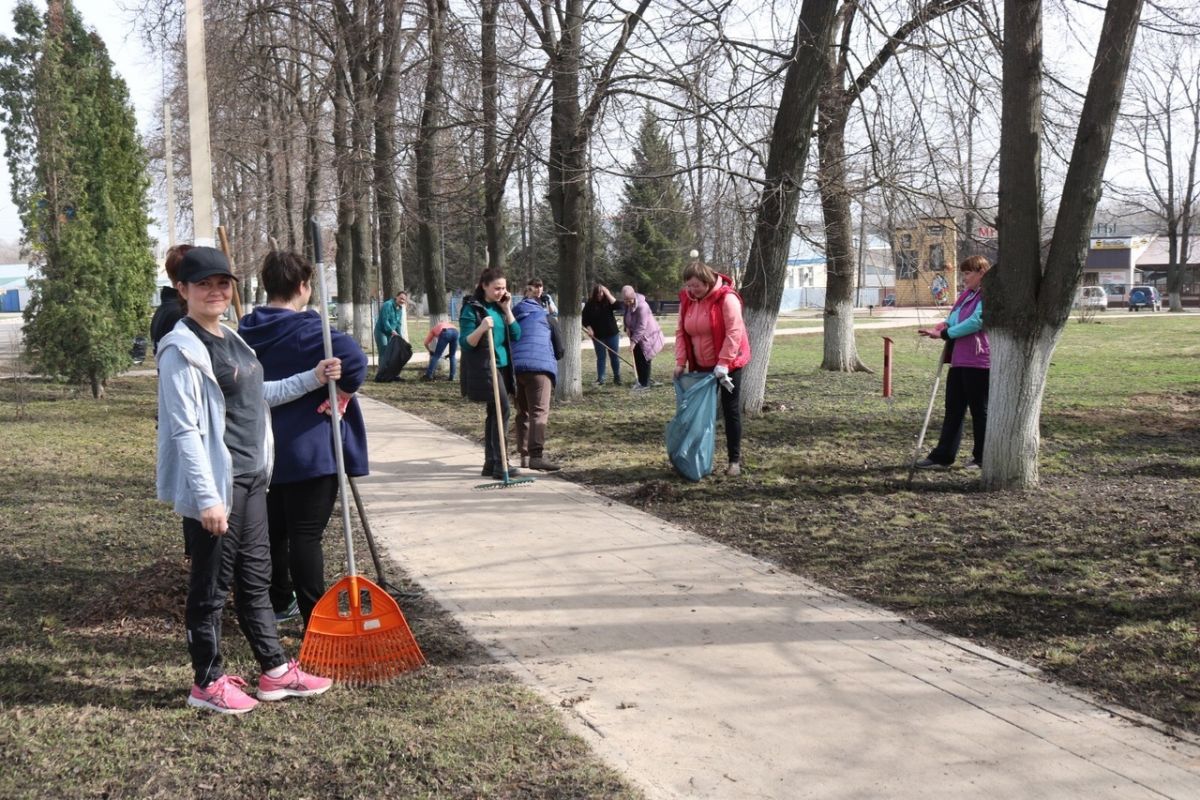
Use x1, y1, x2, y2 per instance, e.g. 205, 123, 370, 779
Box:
613, 109, 693, 298
0, 0, 155, 398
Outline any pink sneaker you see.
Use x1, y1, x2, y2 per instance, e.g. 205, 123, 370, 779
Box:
187, 675, 258, 715
257, 660, 333, 701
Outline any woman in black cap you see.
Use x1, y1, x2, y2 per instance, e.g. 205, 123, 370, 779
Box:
155, 246, 340, 714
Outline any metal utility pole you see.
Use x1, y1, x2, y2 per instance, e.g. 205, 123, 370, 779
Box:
185, 0, 214, 247
164, 102, 176, 248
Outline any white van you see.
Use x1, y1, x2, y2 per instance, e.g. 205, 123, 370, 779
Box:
1075, 285, 1108, 311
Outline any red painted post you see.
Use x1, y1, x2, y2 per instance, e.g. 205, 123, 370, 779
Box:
882, 337, 894, 398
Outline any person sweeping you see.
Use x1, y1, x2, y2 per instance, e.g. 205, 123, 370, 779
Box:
156, 247, 336, 714
914, 255, 992, 471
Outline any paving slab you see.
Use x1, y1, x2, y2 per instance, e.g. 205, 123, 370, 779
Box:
356, 396, 1200, 799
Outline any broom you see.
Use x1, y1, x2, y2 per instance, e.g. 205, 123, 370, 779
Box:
475, 323, 535, 490
299, 218, 425, 683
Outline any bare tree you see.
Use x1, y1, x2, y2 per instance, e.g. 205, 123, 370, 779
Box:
986, 0, 1143, 489
516, 0, 653, 400
415, 0, 448, 319
1111, 35, 1199, 312
737, 0, 841, 415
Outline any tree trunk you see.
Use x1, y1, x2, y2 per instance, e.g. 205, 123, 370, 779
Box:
481, 0, 503, 271
547, 1, 585, 400
987, 0, 1143, 489
416, 0, 448, 321
735, 0, 840, 414
817, 101, 870, 372
374, 1, 404, 301
333, 63, 354, 331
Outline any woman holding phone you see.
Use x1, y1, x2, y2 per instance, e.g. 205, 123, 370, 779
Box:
459, 268, 522, 479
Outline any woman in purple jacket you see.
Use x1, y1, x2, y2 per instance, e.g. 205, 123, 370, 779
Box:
620, 285, 665, 392
238, 251, 369, 626
915, 255, 991, 470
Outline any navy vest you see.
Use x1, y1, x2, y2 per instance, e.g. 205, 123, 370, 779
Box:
511, 299, 558, 383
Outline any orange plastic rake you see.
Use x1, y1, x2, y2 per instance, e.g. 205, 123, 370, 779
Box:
300, 573, 425, 685
298, 218, 425, 684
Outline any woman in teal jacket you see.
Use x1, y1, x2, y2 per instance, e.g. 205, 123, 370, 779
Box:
460, 267, 521, 479
373, 290, 407, 354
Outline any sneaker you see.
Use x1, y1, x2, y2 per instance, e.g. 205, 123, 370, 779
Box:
188, 675, 258, 715
274, 595, 300, 623
915, 458, 950, 470
257, 660, 333, 701
594, 380, 605, 387
529, 456, 562, 472
725, 462, 741, 477
630, 383, 650, 394
963, 459, 981, 470
419, 373, 433, 382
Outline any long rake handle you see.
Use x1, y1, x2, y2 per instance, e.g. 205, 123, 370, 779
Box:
485, 324, 511, 480
311, 219, 358, 596
906, 356, 947, 486
583, 326, 638, 371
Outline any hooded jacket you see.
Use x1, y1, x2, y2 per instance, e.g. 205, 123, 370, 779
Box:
156, 319, 322, 520
675, 274, 751, 371
149, 286, 183, 355
511, 298, 560, 383
622, 292, 665, 361
238, 305, 370, 482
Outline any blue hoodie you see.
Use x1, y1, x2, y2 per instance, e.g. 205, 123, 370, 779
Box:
238, 306, 370, 483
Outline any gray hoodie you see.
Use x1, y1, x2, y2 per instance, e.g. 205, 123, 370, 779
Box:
156, 319, 322, 520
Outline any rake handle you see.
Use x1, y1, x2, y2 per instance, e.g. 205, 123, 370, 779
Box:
311, 218, 359, 601
906, 347, 949, 486
583, 326, 638, 371
485, 324, 511, 480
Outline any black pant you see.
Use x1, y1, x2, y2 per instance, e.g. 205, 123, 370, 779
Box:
700, 366, 743, 463
184, 471, 287, 687
634, 347, 652, 387
266, 474, 339, 626
929, 366, 989, 465
484, 365, 514, 467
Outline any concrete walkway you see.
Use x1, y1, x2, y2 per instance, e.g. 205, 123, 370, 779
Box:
357, 397, 1200, 800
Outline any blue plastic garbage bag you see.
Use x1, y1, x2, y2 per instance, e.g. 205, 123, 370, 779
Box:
665, 372, 719, 482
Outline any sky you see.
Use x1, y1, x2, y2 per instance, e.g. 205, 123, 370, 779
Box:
0, 0, 161, 243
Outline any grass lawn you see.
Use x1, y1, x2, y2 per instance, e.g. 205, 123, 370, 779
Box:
368, 315, 1200, 735
0, 377, 640, 800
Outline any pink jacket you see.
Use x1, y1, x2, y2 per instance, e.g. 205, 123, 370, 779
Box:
675, 278, 751, 371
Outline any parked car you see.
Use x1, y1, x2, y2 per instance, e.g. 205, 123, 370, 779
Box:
1127, 286, 1161, 312
1075, 285, 1108, 311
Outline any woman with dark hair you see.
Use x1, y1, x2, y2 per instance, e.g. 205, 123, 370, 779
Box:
156, 247, 337, 714
238, 250, 369, 626
673, 258, 752, 476
459, 267, 523, 479
582, 284, 622, 385
915, 255, 992, 470
150, 243, 194, 355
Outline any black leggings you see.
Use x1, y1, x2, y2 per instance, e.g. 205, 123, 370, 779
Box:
266, 474, 339, 626
634, 347, 652, 387
184, 471, 286, 687
929, 366, 989, 465
704, 366, 742, 464
484, 364, 514, 467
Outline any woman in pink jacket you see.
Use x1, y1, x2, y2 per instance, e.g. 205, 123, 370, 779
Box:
621, 285, 665, 392
672, 260, 752, 476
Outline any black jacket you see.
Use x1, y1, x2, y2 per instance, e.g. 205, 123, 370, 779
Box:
150, 286, 183, 354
